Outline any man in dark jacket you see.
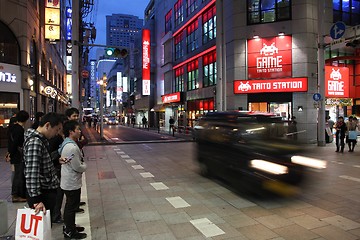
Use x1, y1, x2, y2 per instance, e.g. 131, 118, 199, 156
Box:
7, 110, 29, 202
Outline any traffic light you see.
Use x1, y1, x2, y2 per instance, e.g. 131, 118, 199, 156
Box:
105, 48, 128, 58
346, 39, 359, 48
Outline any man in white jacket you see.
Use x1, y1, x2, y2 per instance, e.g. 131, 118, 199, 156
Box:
59, 120, 87, 239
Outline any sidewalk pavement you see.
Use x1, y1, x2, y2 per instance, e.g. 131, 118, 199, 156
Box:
1, 132, 359, 239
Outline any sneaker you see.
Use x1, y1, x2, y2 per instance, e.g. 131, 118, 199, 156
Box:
79, 201, 86, 206
64, 230, 87, 239
75, 208, 85, 214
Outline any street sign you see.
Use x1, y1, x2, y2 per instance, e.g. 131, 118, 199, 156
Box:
313, 93, 322, 101
330, 21, 346, 40
330, 38, 346, 50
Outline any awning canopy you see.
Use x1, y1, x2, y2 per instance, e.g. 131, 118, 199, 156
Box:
151, 104, 165, 112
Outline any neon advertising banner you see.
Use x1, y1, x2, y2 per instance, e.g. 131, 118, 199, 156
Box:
142, 29, 150, 95
234, 78, 308, 94
248, 36, 292, 79
162, 92, 181, 103
325, 66, 349, 98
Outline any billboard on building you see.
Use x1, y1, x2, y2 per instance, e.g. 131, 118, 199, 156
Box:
325, 66, 349, 98
142, 29, 150, 95
45, 2, 61, 40
233, 78, 308, 94
248, 36, 292, 79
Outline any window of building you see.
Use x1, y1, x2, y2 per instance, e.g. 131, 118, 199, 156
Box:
203, 50, 216, 87
187, 0, 198, 16
333, 0, 360, 26
174, 67, 184, 92
247, 0, 291, 24
165, 9, 172, 34
175, 0, 184, 27
202, 5, 216, 44
41, 53, 47, 80
187, 98, 214, 127
0, 21, 20, 65
187, 60, 199, 90
186, 20, 199, 53
175, 32, 184, 60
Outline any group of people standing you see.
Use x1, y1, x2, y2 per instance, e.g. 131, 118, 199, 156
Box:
332, 116, 359, 153
6, 108, 88, 239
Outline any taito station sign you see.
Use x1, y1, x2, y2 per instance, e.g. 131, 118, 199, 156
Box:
325, 66, 349, 98
248, 36, 292, 79
234, 78, 308, 94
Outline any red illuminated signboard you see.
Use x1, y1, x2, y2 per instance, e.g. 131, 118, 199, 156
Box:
248, 36, 292, 79
325, 66, 349, 98
162, 92, 181, 103
142, 29, 150, 95
234, 78, 308, 94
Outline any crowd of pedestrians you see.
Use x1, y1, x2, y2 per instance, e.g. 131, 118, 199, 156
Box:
332, 116, 359, 153
5, 107, 88, 239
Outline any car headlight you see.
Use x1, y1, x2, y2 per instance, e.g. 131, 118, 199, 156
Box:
250, 160, 288, 175
291, 156, 327, 169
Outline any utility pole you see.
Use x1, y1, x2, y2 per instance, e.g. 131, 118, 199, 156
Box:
72, 0, 80, 108
317, 0, 326, 146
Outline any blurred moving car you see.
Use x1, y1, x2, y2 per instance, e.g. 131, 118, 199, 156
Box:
194, 111, 326, 196
106, 116, 118, 125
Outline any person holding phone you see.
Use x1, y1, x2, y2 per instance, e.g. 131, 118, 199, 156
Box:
59, 120, 87, 239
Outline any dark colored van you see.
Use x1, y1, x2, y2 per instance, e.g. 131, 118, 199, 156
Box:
195, 111, 326, 196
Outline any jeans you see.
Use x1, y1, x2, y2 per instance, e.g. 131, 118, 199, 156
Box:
12, 162, 26, 198
63, 188, 81, 232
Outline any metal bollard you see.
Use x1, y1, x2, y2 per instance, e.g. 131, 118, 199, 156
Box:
0, 200, 8, 235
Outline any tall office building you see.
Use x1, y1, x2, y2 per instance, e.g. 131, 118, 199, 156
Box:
106, 14, 143, 48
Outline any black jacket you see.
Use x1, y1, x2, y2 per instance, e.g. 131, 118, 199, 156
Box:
7, 124, 25, 164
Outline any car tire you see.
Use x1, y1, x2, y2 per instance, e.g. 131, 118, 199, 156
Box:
198, 161, 212, 178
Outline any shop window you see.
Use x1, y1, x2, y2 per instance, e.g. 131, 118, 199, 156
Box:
333, 0, 360, 26
186, 20, 199, 53
203, 50, 217, 87
165, 9, 172, 34
0, 21, 20, 65
187, 60, 199, 91
187, 0, 198, 16
174, 67, 184, 92
247, 0, 291, 25
174, 32, 184, 60
0, 92, 19, 127
175, 0, 184, 27
202, 5, 216, 44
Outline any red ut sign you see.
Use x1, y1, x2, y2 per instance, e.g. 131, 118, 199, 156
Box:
20, 213, 42, 236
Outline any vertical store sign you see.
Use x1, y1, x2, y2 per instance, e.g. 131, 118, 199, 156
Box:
116, 72, 122, 102
66, 7, 72, 40
248, 36, 292, 79
142, 29, 151, 95
325, 66, 349, 98
45, 0, 60, 40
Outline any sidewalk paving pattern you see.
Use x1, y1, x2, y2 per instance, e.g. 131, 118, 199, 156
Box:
1, 126, 360, 239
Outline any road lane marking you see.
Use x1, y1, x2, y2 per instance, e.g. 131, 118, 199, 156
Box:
140, 172, 154, 178
116, 151, 125, 154
150, 182, 169, 190
125, 159, 136, 163
166, 196, 190, 208
354, 165, 360, 168
132, 165, 144, 170
113, 148, 121, 151
190, 218, 225, 238
121, 155, 130, 158
339, 175, 360, 182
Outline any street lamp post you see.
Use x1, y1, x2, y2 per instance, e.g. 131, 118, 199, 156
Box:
98, 73, 107, 140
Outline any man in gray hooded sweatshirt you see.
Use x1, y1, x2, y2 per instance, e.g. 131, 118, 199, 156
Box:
59, 120, 87, 239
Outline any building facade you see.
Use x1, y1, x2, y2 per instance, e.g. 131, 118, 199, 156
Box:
0, 0, 69, 146
140, 0, 359, 143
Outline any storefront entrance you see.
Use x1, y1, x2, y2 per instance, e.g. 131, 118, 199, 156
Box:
249, 102, 292, 120
248, 92, 293, 120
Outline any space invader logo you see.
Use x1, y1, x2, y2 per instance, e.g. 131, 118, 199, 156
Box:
256, 42, 283, 73
330, 68, 341, 80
